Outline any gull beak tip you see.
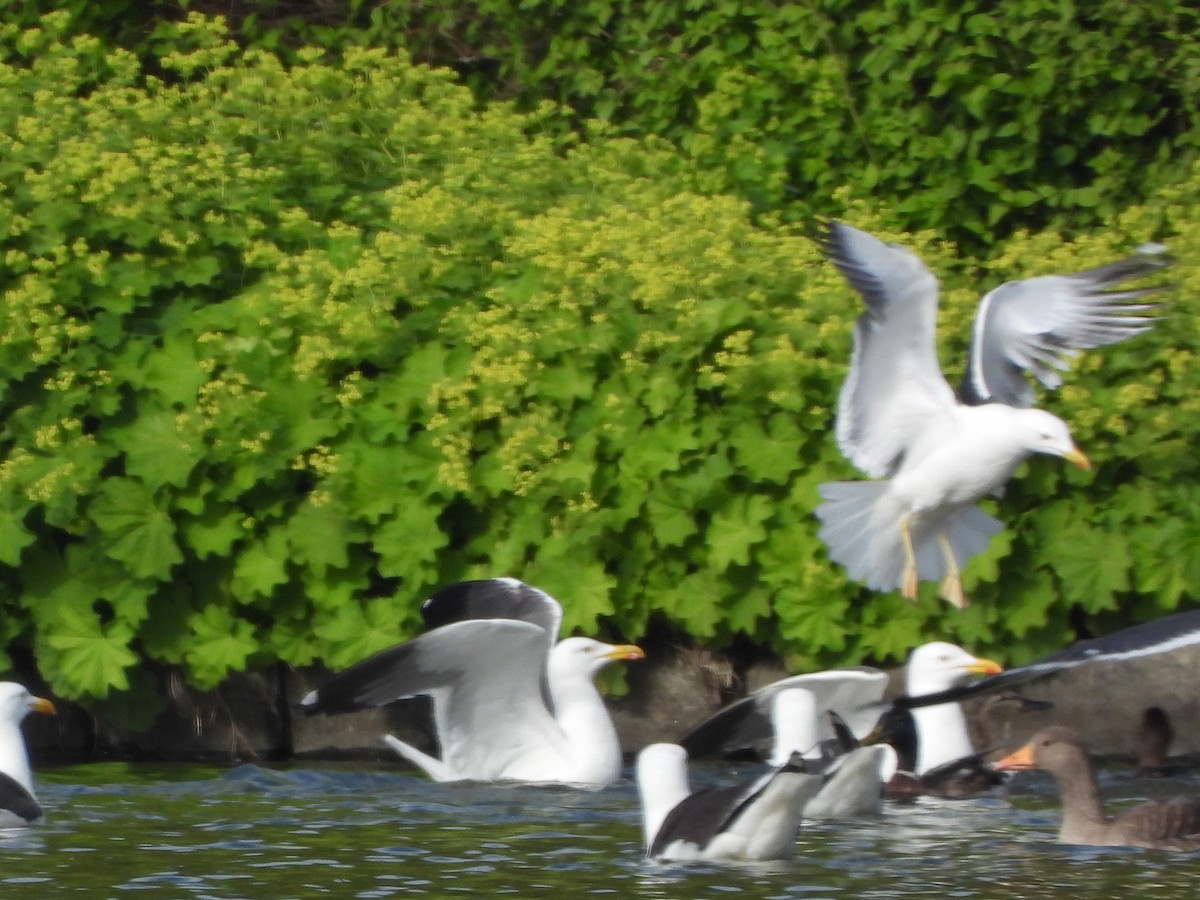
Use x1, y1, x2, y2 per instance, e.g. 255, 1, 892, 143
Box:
1067, 447, 1091, 471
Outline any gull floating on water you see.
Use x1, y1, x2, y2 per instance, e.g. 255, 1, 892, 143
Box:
637, 743, 824, 862
679, 666, 890, 761
301, 578, 643, 788
0, 682, 55, 827
815, 222, 1167, 606
768, 688, 896, 818
679, 642, 1007, 799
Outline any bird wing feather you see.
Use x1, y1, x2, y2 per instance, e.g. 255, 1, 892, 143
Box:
822, 222, 958, 478
961, 251, 1167, 407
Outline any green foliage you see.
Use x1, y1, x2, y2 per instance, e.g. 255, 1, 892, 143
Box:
0, 13, 1196, 712
12, 2, 1199, 247
195, 0, 1200, 247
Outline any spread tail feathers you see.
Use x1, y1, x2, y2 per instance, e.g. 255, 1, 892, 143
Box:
815, 481, 1002, 593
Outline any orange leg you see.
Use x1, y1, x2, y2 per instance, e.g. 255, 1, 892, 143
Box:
899, 514, 919, 601
937, 534, 967, 609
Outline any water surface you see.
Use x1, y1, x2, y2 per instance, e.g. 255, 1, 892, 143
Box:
1, 760, 1195, 898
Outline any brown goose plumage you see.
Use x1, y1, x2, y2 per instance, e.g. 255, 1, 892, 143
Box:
996, 726, 1200, 851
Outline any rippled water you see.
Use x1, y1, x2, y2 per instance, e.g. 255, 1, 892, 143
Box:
0, 760, 1195, 898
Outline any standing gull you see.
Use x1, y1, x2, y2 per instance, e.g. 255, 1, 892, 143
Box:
637, 743, 823, 862
301, 578, 643, 788
815, 222, 1167, 606
0, 682, 55, 827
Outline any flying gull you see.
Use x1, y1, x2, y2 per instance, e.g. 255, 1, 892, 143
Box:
637, 743, 824, 862
301, 578, 644, 788
0, 682, 55, 827
815, 222, 1167, 606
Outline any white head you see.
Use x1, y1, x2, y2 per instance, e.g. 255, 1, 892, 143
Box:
0, 683, 54, 726
1014, 408, 1090, 469
0, 682, 55, 794
770, 688, 821, 765
547, 637, 644, 682
636, 743, 692, 847
905, 642, 1002, 696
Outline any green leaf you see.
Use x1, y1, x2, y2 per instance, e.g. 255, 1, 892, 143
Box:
707, 494, 772, 570
286, 498, 354, 575
373, 501, 447, 582
112, 409, 202, 489
181, 506, 245, 559
231, 528, 291, 598
0, 504, 35, 567
44, 608, 138, 698
1044, 513, 1130, 610
184, 604, 259, 689
312, 597, 411, 668
91, 480, 184, 580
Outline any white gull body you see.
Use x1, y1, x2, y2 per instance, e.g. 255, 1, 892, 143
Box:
301, 578, 643, 788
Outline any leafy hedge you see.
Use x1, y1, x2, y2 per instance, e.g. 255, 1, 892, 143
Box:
180, 0, 1200, 246
11, 1, 1200, 248
0, 14, 1195, 714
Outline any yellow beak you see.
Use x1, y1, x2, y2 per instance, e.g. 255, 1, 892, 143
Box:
605, 644, 645, 662
1064, 447, 1091, 471
966, 656, 1003, 676
31, 696, 55, 716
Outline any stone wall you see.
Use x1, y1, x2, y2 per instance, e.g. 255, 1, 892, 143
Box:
21, 642, 1200, 768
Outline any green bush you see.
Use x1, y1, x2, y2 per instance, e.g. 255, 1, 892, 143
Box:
0, 14, 1195, 715
223, 0, 1200, 246
11, 1, 1199, 248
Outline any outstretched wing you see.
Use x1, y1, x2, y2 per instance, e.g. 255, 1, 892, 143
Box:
420, 578, 562, 643
302, 619, 565, 779
960, 248, 1168, 407
679, 667, 889, 759
900, 608, 1200, 709
821, 222, 958, 478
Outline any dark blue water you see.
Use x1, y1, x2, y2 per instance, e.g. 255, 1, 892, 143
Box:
0, 761, 1194, 898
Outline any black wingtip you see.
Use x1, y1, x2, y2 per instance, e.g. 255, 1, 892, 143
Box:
778, 750, 815, 775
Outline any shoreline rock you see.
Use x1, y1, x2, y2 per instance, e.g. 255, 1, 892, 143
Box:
20, 642, 1200, 769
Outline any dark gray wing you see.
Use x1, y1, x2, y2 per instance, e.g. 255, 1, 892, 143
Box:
959, 249, 1168, 407
0, 772, 41, 823
420, 579, 562, 643
650, 755, 814, 857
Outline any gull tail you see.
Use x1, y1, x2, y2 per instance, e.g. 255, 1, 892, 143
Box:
815, 481, 1002, 594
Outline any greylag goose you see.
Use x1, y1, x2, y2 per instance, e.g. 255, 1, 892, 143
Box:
996, 725, 1200, 850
